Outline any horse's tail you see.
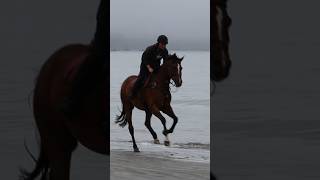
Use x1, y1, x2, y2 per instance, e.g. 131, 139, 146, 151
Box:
19, 141, 49, 180
115, 104, 128, 127
115, 76, 136, 127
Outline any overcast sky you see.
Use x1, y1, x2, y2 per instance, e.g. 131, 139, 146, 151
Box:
111, 0, 210, 50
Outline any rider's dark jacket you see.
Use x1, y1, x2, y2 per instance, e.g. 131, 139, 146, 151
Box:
140, 43, 169, 72
131, 43, 169, 95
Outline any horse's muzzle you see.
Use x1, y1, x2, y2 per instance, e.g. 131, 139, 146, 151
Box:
175, 80, 182, 87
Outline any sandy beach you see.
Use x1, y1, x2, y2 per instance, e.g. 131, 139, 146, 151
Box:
110, 151, 210, 180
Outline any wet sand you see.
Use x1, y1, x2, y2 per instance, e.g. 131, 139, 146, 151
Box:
110, 151, 210, 180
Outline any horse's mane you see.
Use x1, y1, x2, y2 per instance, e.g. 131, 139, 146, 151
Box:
164, 53, 183, 63
212, 0, 232, 81
166, 53, 179, 60
214, 0, 231, 64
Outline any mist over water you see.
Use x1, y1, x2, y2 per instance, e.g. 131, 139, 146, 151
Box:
111, 0, 210, 51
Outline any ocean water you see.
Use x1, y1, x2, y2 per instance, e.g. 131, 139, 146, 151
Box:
110, 51, 210, 163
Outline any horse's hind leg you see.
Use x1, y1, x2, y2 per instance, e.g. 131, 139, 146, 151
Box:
48, 151, 72, 180
127, 109, 140, 152
144, 110, 159, 144
46, 127, 77, 180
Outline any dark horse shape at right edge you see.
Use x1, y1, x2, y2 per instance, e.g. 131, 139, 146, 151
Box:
115, 54, 183, 152
212, 0, 232, 82
212, 0, 232, 180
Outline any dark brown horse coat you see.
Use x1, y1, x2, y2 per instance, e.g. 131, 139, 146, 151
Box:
212, 0, 232, 81
20, 44, 108, 180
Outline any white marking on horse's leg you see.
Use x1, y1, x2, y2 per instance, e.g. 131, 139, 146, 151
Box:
154, 139, 160, 144
164, 135, 170, 146
165, 135, 169, 142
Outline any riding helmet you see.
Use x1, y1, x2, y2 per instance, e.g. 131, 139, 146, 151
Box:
157, 35, 168, 44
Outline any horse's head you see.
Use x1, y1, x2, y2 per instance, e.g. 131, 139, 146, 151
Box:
212, 0, 232, 82
163, 53, 184, 87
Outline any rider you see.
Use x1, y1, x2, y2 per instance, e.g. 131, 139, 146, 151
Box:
60, 0, 107, 119
129, 35, 169, 99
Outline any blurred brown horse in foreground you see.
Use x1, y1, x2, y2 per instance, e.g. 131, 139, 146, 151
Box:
212, 0, 232, 180
116, 54, 183, 152
20, 44, 108, 180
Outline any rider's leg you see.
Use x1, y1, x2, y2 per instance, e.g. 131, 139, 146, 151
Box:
129, 77, 143, 99
129, 68, 148, 99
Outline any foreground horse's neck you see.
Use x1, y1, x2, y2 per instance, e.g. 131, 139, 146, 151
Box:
154, 66, 170, 90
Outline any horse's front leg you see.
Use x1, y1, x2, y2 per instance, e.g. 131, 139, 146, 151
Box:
150, 106, 170, 146
162, 105, 178, 134
144, 110, 160, 144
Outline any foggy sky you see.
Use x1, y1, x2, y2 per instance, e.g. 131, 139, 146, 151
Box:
111, 0, 210, 50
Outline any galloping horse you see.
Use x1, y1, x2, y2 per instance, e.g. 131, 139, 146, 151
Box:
115, 54, 183, 152
20, 44, 108, 180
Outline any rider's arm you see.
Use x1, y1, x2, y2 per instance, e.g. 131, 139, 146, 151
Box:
146, 65, 154, 73
162, 48, 169, 62
142, 48, 154, 72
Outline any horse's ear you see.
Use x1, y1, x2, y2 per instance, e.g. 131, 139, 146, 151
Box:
179, 56, 184, 62
173, 53, 177, 58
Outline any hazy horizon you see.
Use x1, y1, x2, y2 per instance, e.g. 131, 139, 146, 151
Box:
111, 0, 210, 50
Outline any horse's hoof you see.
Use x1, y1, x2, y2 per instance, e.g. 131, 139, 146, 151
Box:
133, 147, 140, 152
164, 140, 170, 146
154, 139, 160, 144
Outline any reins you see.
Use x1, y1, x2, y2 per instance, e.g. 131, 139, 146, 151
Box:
169, 80, 179, 93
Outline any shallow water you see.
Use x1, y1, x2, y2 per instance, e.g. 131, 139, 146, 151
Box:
110, 51, 210, 163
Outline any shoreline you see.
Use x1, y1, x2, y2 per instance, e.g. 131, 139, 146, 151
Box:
110, 150, 210, 180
